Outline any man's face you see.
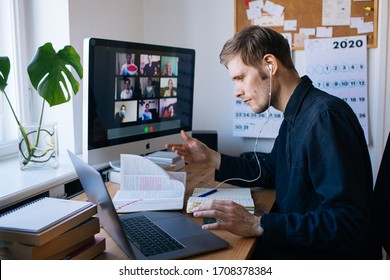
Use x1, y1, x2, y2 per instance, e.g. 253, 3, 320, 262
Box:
227, 55, 270, 114
120, 106, 126, 116
126, 54, 131, 63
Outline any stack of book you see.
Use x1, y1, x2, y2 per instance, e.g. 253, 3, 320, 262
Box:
0, 197, 105, 260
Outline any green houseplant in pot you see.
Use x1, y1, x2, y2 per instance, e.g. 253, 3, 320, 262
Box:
0, 43, 83, 169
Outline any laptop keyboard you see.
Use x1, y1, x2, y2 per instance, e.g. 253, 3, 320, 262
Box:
121, 215, 185, 257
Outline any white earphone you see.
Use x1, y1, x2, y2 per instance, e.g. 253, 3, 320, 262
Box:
212, 64, 274, 188
268, 64, 273, 96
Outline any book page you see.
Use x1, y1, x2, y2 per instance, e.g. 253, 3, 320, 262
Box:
120, 154, 185, 191
121, 154, 168, 177
112, 154, 186, 213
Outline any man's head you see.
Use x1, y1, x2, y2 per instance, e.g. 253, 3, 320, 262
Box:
124, 78, 131, 89
166, 60, 172, 73
219, 26, 295, 74
120, 105, 126, 116
219, 26, 297, 114
125, 53, 131, 64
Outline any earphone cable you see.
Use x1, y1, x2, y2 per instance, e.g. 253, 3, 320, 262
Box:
213, 69, 272, 188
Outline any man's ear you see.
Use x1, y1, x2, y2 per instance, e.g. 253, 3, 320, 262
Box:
263, 54, 277, 73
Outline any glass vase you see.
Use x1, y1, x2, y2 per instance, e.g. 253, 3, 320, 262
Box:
18, 123, 59, 170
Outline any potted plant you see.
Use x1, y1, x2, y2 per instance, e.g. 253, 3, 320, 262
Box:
0, 43, 83, 169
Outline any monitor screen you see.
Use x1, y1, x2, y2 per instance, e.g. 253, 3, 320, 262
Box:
83, 38, 195, 167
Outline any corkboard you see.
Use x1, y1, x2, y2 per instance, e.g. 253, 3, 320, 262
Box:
234, 0, 378, 49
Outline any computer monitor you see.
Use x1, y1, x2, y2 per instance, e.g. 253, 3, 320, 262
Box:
83, 38, 195, 167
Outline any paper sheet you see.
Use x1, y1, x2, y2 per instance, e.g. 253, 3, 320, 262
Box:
322, 0, 351, 26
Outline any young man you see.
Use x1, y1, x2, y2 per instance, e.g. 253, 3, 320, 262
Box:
120, 78, 133, 99
166, 26, 381, 259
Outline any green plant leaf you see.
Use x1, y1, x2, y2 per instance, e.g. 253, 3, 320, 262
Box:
0, 57, 10, 92
27, 43, 83, 107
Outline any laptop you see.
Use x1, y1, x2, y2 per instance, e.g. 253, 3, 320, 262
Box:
68, 151, 229, 260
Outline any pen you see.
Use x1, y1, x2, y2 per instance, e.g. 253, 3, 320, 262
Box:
197, 188, 218, 197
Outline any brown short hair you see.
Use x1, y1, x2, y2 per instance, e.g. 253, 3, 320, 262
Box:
220, 26, 295, 71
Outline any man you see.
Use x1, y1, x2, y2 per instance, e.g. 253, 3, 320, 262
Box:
114, 104, 126, 123
162, 60, 173, 76
121, 53, 133, 75
143, 55, 155, 76
143, 77, 156, 98
166, 26, 381, 259
120, 78, 133, 99
142, 103, 152, 120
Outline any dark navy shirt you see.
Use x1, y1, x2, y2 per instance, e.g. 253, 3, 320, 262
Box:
216, 76, 381, 259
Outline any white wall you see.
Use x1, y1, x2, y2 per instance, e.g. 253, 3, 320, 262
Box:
141, 0, 278, 155
65, 0, 389, 178
68, 0, 144, 155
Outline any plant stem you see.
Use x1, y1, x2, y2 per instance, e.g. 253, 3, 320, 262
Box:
32, 98, 46, 154
2, 89, 56, 167
2, 90, 34, 161
2, 90, 22, 127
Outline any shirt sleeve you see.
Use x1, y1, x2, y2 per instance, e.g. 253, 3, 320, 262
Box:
215, 153, 276, 189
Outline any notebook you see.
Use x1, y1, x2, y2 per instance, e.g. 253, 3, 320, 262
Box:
0, 197, 94, 233
187, 187, 255, 214
68, 151, 229, 260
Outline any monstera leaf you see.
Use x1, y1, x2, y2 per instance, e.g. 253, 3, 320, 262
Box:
27, 43, 83, 107
1, 44, 83, 169
0, 57, 10, 93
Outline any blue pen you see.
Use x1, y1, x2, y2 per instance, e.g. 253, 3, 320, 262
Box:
197, 188, 218, 197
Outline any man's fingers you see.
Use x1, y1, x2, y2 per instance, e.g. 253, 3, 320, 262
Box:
193, 201, 233, 221
180, 130, 190, 141
202, 222, 225, 231
194, 200, 237, 212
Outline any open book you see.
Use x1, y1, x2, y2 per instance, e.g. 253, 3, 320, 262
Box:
187, 188, 255, 214
112, 154, 186, 213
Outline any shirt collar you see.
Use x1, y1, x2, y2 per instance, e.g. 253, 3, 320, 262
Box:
283, 75, 313, 126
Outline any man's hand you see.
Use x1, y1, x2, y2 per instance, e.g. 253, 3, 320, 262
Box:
166, 130, 221, 168
193, 200, 264, 237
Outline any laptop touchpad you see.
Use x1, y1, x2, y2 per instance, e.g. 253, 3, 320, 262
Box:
155, 216, 204, 239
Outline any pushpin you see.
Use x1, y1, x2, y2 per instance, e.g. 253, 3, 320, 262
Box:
364, 6, 373, 12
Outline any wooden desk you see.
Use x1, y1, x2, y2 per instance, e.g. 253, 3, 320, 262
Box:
73, 163, 275, 260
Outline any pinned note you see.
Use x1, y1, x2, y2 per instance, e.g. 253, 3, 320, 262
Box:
263, 0, 285, 17
357, 21, 374, 34
246, 0, 263, 20
316, 27, 333, 38
284, 20, 297, 31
